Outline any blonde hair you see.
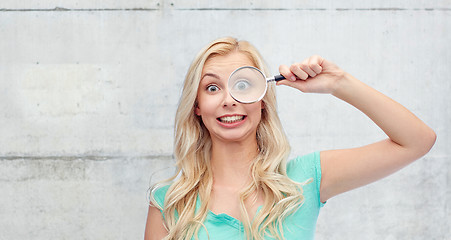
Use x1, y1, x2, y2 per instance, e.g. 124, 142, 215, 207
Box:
150, 37, 307, 239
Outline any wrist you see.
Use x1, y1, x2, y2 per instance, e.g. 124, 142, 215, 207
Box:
331, 72, 359, 99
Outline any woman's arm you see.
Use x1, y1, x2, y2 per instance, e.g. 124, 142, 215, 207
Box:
278, 55, 436, 202
144, 205, 168, 240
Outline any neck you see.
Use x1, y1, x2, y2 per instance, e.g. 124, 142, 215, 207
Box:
210, 138, 259, 188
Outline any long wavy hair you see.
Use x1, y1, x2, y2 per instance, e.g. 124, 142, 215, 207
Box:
150, 37, 307, 239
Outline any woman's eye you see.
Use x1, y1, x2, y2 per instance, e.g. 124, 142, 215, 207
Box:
233, 79, 251, 91
206, 85, 219, 92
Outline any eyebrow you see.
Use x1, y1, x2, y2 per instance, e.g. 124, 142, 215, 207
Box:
201, 73, 221, 81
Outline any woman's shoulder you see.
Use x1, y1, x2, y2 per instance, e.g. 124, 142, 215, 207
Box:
287, 151, 320, 170
286, 151, 325, 207
151, 183, 172, 209
286, 151, 321, 182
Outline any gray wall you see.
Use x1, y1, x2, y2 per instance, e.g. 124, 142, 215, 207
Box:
1, 1, 449, 239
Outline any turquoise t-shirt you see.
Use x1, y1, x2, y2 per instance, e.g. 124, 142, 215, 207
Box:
153, 152, 324, 239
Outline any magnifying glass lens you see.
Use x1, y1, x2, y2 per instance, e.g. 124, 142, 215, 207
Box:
228, 66, 267, 103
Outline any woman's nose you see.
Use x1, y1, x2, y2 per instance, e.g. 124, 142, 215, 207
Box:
222, 88, 238, 107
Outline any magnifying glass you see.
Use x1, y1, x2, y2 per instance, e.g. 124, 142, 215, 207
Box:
228, 66, 286, 103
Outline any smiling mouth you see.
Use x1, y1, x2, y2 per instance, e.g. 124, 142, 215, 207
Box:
218, 115, 245, 123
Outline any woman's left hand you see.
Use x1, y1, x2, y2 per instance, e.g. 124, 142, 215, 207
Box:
277, 55, 346, 94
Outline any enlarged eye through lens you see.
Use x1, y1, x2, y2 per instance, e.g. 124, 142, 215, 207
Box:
233, 79, 252, 92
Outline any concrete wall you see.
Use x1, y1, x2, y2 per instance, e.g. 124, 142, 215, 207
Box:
0, 1, 449, 239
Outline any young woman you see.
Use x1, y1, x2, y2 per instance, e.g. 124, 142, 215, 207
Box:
144, 37, 436, 240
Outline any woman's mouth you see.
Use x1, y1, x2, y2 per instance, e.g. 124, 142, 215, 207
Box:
217, 115, 245, 123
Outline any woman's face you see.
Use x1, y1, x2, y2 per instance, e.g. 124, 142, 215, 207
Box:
195, 51, 264, 144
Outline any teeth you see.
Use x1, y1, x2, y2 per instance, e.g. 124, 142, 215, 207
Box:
219, 115, 244, 123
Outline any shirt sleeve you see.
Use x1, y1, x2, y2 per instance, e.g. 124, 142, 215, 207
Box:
286, 151, 325, 207
151, 184, 170, 210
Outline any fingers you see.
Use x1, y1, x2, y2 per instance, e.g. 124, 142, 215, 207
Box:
291, 63, 310, 80
278, 64, 295, 81
307, 55, 324, 75
279, 55, 324, 81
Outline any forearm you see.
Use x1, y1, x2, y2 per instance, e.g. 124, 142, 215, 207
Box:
332, 73, 436, 156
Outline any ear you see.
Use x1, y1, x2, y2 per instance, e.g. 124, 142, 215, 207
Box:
195, 105, 201, 116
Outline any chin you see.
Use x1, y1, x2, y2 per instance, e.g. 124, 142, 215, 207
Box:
213, 128, 257, 143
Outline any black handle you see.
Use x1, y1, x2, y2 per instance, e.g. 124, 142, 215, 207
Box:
274, 74, 286, 81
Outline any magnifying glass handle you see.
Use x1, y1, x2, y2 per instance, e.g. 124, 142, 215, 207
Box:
274, 74, 285, 81
267, 74, 286, 82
